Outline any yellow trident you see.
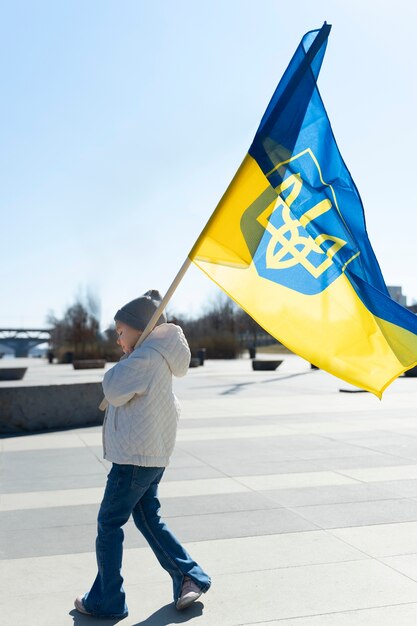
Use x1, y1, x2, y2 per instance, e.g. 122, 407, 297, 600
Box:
256, 173, 348, 279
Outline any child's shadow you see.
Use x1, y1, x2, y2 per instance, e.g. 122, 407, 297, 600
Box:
69, 609, 124, 626
133, 601, 204, 625
69, 602, 203, 625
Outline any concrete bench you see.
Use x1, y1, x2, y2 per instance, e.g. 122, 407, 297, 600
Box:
252, 360, 283, 371
0, 367, 27, 381
0, 382, 104, 433
73, 359, 106, 370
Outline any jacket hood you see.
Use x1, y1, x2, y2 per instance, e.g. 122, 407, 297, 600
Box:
136, 323, 190, 377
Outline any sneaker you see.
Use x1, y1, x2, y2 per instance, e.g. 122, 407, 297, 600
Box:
176, 577, 203, 610
74, 595, 128, 619
74, 596, 92, 616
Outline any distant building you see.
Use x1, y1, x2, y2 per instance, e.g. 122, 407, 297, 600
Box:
388, 285, 407, 306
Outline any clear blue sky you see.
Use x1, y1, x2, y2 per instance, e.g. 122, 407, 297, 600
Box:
1, 0, 416, 329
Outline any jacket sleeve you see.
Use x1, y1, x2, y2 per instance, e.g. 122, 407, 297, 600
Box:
102, 350, 152, 407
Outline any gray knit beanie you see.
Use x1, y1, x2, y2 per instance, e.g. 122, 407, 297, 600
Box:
114, 289, 167, 331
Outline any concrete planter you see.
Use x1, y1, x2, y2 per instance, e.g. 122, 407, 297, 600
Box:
0, 382, 104, 433
252, 360, 283, 371
73, 359, 106, 370
0, 367, 27, 381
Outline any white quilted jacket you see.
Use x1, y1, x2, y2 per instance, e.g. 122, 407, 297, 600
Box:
102, 323, 190, 467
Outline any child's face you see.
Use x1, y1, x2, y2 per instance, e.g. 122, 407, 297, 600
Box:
115, 322, 142, 354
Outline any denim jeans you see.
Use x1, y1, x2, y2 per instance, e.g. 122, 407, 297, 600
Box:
82, 463, 211, 618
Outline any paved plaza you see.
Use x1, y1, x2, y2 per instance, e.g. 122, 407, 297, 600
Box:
2, 355, 417, 624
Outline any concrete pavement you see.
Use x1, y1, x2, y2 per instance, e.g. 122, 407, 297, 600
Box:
2, 355, 417, 624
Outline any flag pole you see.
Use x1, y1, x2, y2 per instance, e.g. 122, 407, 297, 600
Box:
136, 256, 192, 346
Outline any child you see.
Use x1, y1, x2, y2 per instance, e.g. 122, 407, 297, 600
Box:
74, 290, 211, 619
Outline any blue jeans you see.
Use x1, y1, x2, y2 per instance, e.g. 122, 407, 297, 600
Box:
82, 463, 211, 618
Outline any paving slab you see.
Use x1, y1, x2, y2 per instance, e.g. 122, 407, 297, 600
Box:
261, 482, 401, 507
330, 521, 417, 557
2, 356, 417, 624
3, 560, 417, 626
290, 498, 417, 529
242, 604, 417, 625
0, 532, 366, 599
380, 553, 417, 582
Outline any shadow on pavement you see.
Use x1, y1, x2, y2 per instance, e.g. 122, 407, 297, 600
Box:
69, 601, 204, 625
132, 601, 204, 625
69, 608, 124, 625
220, 370, 316, 395
0, 421, 102, 439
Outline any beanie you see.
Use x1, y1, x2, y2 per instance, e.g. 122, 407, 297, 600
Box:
114, 289, 167, 331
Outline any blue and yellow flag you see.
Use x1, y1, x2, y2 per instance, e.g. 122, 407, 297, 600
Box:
189, 23, 417, 397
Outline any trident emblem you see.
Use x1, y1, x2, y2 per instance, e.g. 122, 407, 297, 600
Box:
256, 173, 348, 279
240, 149, 359, 295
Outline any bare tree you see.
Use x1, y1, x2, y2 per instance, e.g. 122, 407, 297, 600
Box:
47, 288, 103, 361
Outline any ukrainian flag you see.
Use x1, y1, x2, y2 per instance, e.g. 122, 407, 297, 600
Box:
189, 22, 417, 397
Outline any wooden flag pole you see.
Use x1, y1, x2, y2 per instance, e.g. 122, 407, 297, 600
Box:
99, 256, 192, 411
135, 256, 192, 347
